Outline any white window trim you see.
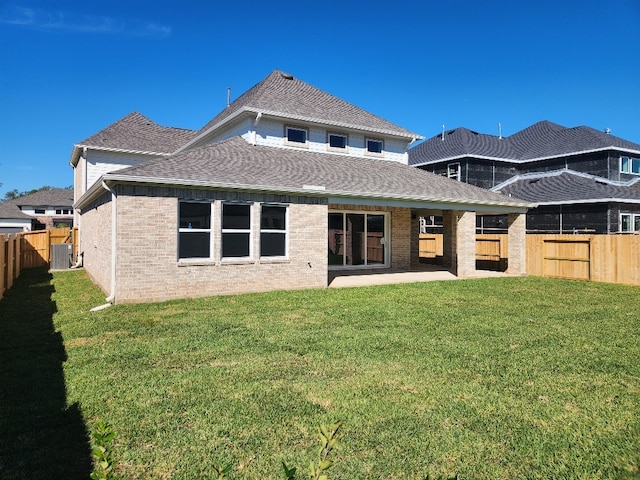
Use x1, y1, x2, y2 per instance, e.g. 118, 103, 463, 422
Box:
365, 138, 384, 157
620, 213, 640, 232
327, 132, 348, 152
447, 162, 461, 181
285, 126, 309, 148
178, 201, 214, 261
621, 156, 640, 175
260, 203, 289, 259
221, 202, 253, 261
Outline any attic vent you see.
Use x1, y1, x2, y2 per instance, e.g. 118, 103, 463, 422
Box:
470, 130, 479, 135
280, 71, 294, 80
595, 180, 607, 185
528, 179, 540, 184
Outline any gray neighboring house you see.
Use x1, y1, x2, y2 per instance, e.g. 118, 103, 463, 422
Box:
0, 188, 74, 234
409, 121, 640, 233
71, 70, 532, 304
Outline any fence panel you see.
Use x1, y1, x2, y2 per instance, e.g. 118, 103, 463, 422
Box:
20, 230, 50, 269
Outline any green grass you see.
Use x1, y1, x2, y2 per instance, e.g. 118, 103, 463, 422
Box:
2, 268, 639, 479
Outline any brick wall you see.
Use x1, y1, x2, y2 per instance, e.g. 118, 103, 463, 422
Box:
111, 186, 328, 303
79, 191, 112, 295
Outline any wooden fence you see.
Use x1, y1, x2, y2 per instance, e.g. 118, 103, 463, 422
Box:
1, 228, 78, 300
420, 233, 640, 286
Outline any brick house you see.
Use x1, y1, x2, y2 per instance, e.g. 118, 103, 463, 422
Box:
409, 121, 640, 233
70, 70, 531, 304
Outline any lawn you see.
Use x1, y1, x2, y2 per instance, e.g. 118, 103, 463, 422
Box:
1, 268, 639, 479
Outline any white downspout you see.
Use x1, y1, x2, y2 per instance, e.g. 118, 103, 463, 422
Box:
251, 112, 263, 145
104, 180, 116, 303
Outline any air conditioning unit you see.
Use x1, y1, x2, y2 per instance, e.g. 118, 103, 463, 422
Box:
51, 243, 72, 270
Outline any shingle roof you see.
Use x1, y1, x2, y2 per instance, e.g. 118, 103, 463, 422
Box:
193, 70, 421, 144
495, 170, 640, 204
100, 136, 530, 211
76, 111, 197, 154
0, 188, 74, 219
409, 120, 640, 165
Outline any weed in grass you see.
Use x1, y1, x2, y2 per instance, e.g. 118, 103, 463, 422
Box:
90, 421, 117, 480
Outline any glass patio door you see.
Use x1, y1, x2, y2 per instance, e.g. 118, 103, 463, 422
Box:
328, 212, 388, 267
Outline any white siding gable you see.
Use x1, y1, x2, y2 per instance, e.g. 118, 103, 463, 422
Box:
84, 150, 155, 193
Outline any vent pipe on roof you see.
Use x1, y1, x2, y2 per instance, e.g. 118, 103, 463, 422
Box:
498, 122, 502, 139
227, 86, 231, 108
605, 127, 611, 135
441, 124, 445, 141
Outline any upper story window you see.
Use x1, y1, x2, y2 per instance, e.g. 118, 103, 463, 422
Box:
447, 163, 461, 181
621, 213, 640, 232
178, 201, 213, 259
621, 156, 640, 175
285, 126, 308, 146
366, 138, 383, 155
328, 133, 347, 150
34, 208, 45, 214
55, 209, 72, 215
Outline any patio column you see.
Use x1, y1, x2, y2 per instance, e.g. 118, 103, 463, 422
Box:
507, 213, 527, 275
456, 211, 477, 278
443, 210, 477, 277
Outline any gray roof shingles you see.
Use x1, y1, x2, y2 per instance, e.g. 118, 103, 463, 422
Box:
497, 171, 640, 203
0, 188, 74, 219
409, 120, 640, 165
196, 70, 421, 140
106, 136, 530, 209
77, 112, 197, 154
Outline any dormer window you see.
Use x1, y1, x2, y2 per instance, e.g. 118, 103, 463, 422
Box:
366, 138, 383, 155
285, 126, 308, 146
328, 133, 347, 150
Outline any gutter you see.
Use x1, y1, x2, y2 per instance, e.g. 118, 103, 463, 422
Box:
88, 180, 117, 310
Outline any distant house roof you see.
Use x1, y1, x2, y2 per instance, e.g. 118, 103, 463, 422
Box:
71, 112, 197, 165
409, 120, 640, 166
495, 170, 640, 205
79, 136, 531, 213
181, 70, 422, 151
0, 188, 74, 219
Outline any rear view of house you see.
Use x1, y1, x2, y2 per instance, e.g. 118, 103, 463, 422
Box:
70, 70, 531, 304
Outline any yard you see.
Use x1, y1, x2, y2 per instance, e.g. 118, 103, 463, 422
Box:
1, 268, 639, 479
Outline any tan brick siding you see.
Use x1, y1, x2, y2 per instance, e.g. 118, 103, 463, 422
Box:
112, 188, 328, 303
79, 192, 112, 295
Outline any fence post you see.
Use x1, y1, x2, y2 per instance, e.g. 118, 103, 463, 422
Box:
1, 234, 5, 300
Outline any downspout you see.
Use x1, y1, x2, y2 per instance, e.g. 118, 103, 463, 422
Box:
90, 180, 117, 311
251, 112, 263, 145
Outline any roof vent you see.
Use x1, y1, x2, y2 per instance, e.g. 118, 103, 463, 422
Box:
280, 71, 294, 80
604, 127, 611, 135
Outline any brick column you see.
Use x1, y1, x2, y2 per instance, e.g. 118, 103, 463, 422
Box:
442, 211, 456, 270
410, 210, 421, 268
456, 211, 477, 278
507, 213, 527, 275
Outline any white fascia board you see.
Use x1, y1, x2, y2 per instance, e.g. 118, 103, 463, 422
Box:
91, 174, 533, 214
74, 144, 170, 158
174, 108, 249, 154
533, 198, 640, 206
411, 146, 640, 168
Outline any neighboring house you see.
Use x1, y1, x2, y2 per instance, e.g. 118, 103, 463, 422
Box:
0, 188, 74, 234
70, 70, 532, 304
409, 121, 640, 233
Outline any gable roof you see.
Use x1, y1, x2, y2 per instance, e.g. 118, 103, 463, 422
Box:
181, 70, 422, 151
495, 170, 640, 205
72, 112, 197, 162
80, 136, 531, 213
409, 120, 640, 166
0, 188, 74, 219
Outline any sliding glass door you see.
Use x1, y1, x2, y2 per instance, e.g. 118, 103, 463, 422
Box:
328, 211, 388, 267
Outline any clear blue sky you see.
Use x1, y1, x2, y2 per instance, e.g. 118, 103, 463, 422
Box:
1, 0, 639, 197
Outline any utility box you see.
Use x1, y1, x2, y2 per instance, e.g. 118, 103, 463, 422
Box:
51, 243, 72, 270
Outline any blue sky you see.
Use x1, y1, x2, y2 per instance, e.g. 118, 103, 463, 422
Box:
1, 0, 639, 197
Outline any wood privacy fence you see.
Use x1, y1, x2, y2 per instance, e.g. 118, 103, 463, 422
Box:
1, 228, 78, 300
419, 233, 640, 286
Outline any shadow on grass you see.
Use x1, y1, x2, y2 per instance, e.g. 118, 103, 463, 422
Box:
0, 267, 92, 479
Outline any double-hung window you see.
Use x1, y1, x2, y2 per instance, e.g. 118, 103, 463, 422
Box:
222, 203, 252, 258
260, 205, 287, 257
179, 201, 213, 259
